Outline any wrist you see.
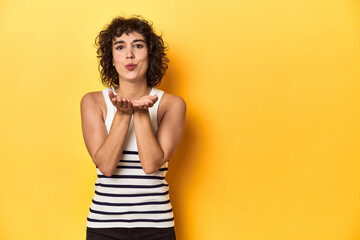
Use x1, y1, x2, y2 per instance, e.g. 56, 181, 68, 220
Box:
115, 110, 133, 118
133, 108, 149, 117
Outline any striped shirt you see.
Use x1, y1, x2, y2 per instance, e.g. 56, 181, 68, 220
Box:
86, 87, 175, 228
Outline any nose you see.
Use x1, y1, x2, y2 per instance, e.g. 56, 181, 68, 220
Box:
126, 46, 135, 59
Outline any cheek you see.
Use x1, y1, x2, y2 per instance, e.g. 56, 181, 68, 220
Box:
139, 54, 149, 67
114, 53, 123, 59
139, 49, 148, 60
142, 59, 149, 71
140, 53, 148, 62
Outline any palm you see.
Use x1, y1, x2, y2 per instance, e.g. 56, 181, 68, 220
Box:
132, 95, 158, 111
108, 91, 133, 114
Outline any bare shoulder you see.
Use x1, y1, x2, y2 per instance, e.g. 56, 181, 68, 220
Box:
157, 92, 186, 125
80, 90, 107, 121
81, 90, 104, 102
159, 92, 186, 113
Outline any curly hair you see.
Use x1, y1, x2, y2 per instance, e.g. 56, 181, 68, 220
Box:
94, 15, 169, 88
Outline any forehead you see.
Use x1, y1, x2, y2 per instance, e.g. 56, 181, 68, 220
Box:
113, 31, 145, 43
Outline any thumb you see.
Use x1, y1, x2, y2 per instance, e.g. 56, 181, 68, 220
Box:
109, 90, 115, 98
150, 94, 158, 102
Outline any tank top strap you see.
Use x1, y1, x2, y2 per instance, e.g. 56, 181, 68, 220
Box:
102, 87, 114, 108
102, 87, 116, 133
151, 87, 164, 109
149, 88, 164, 131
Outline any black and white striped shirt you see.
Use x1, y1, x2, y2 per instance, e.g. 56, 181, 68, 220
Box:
86, 87, 174, 228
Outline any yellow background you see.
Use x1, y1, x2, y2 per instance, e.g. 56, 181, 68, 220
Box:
1, 0, 360, 239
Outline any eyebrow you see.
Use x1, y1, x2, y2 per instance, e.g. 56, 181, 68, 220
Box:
113, 39, 146, 45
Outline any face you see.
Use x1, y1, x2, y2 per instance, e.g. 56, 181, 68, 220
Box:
112, 31, 148, 83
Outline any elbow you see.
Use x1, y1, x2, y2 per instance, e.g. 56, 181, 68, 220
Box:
94, 154, 115, 177
98, 161, 116, 177
141, 150, 165, 175
97, 164, 114, 177
142, 160, 160, 175
100, 168, 114, 177
143, 167, 157, 175
143, 156, 165, 175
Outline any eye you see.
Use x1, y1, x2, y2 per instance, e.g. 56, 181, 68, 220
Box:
134, 44, 144, 48
116, 45, 124, 50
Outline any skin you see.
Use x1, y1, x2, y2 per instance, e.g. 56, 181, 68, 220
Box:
80, 31, 186, 176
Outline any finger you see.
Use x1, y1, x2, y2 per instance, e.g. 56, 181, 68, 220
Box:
109, 90, 116, 98
144, 98, 154, 104
110, 97, 118, 106
135, 103, 143, 109
116, 97, 123, 108
150, 95, 158, 104
146, 99, 155, 107
122, 98, 128, 108
139, 101, 149, 109
127, 99, 133, 110
131, 100, 138, 107
145, 101, 152, 107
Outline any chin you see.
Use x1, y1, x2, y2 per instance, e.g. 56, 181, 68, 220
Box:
121, 76, 146, 83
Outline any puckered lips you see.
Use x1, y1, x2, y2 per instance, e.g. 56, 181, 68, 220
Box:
125, 63, 137, 70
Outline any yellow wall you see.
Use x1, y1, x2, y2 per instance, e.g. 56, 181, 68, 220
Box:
1, 0, 360, 239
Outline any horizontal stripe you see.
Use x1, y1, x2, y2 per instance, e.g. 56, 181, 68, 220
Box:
116, 166, 142, 169
97, 175, 165, 180
89, 203, 172, 213
115, 166, 168, 171
95, 190, 169, 197
120, 160, 140, 163
95, 183, 168, 188
96, 160, 140, 169
92, 199, 170, 207
123, 150, 138, 155
87, 217, 174, 223
89, 208, 173, 215
95, 179, 168, 186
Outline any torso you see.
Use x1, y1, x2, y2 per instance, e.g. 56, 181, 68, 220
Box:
84, 87, 183, 228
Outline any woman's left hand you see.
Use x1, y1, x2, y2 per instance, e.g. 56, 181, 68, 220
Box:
132, 95, 158, 112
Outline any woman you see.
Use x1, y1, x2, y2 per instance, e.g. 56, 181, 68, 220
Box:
80, 15, 186, 240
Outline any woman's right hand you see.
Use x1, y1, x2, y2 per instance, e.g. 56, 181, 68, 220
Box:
109, 90, 133, 115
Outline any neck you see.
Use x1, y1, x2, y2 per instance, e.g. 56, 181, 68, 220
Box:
114, 80, 152, 100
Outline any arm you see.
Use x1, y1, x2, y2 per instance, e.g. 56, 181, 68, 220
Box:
132, 94, 186, 174
80, 91, 132, 177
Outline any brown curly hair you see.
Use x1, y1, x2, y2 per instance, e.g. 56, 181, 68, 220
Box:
94, 15, 169, 88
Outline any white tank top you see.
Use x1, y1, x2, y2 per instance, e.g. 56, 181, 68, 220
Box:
86, 86, 175, 228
